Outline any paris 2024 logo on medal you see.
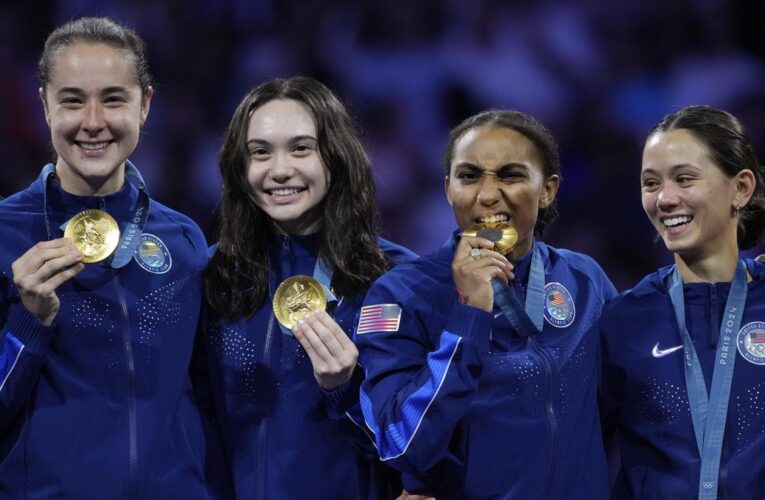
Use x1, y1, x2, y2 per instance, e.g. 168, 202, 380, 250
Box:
543, 282, 575, 328
133, 233, 172, 274
737, 321, 765, 365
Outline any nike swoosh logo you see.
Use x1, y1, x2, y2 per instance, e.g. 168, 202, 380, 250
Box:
494, 312, 503, 319
651, 342, 684, 358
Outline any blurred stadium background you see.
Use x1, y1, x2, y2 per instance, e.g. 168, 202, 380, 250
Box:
3, 0, 765, 291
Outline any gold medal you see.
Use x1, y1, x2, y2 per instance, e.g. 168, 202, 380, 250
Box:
273, 275, 328, 329
63, 209, 120, 263
462, 223, 518, 255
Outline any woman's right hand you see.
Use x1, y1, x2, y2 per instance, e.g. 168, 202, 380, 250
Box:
12, 238, 84, 326
452, 235, 514, 312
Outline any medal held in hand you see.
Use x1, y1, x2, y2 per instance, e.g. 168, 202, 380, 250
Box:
462, 223, 518, 255
64, 209, 120, 263
273, 275, 328, 328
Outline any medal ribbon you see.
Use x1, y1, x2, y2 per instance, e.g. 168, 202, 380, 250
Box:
491, 243, 545, 336
668, 259, 747, 499
40, 161, 151, 269
272, 256, 337, 338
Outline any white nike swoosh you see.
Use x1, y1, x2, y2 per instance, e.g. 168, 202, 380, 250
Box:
494, 312, 503, 319
651, 342, 684, 358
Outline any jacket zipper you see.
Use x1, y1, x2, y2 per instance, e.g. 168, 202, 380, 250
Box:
255, 236, 290, 499
114, 271, 138, 500
254, 314, 275, 500
529, 335, 558, 500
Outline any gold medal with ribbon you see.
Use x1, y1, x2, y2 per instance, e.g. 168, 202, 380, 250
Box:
64, 209, 120, 263
462, 223, 518, 255
273, 275, 328, 328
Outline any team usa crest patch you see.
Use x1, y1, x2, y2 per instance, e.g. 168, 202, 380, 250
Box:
737, 321, 765, 365
356, 304, 402, 335
543, 282, 575, 328
133, 233, 172, 274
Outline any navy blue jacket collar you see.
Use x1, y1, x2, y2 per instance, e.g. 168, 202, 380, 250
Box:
40, 173, 140, 218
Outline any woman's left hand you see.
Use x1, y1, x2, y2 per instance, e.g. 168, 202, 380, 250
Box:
292, 310, 359, 390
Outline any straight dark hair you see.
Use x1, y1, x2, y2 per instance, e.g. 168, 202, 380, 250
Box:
205, 77, 388, 319
649, 105, 765, 250
39, 17, 151, 96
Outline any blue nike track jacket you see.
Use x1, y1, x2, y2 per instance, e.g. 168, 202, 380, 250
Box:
601, 260, 765, 499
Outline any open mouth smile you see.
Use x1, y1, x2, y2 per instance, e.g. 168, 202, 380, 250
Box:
266, 187, 306, 197
662, 215, 693, 229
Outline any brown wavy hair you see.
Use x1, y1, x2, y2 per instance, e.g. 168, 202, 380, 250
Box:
204, 77, 388, 318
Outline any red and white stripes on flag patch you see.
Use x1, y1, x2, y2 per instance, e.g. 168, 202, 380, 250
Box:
356, 304, 402, 334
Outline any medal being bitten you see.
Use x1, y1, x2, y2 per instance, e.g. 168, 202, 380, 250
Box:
462, 223, 518, 255
63, 209, 120, 263
273, 275, 328, 328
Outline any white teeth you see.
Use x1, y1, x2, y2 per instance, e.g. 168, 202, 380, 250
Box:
664, 215, 692, 228
480, 214, 509, 223
79, 141, 110, 151
270, 188, 302, 196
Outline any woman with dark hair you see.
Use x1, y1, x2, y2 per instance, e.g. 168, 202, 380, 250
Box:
356, 109, 616, 498
201, 76, 415, 499
600, 105, 765, 498
0, 17, 210, 498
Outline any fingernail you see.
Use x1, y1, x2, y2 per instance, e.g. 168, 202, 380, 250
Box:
297, 318, 304, 325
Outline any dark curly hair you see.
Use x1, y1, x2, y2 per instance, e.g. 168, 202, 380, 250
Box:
205, 77, 388, 318
649, 105, 765, 250
444, 109, 561, 236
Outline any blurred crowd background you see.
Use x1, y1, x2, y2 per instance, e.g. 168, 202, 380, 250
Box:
2, 0, 765, 291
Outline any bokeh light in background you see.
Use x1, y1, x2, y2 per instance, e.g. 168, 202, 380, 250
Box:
2, 0, 765, 291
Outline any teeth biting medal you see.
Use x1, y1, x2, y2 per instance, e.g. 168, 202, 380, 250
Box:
64, 209, 120, 263
462, 222, 518, 255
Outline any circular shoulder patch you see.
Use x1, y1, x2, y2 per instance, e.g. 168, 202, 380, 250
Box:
543, 282, 576, 328
133, 233, 172, 274
737, 321, 765, 365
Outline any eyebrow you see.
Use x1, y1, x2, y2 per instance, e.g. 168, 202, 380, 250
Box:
453, 162, 529, 172
642, 163, 700, 176
246, 135, 318, 147
55, 86, 131, 96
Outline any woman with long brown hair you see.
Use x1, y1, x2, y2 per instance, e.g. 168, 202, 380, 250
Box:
202, 77, 415, 499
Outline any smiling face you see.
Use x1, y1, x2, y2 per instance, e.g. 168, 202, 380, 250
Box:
641, 128, 744, 261
41, 42, 151, 196
445, 125, 559, 259
245, 98, 330, 235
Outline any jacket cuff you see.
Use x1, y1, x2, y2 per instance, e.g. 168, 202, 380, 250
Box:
445, 302, 492, 347
401, 472, 434, 496
322, 365, 364, 418
5, 304, 55, 355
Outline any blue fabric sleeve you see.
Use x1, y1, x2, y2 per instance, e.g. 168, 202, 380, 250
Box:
322, 364, 365, 418
0, 304, 54, 433
356, 281, 492, 473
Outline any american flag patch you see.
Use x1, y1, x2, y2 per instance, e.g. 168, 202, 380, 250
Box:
750, 331, 765, 344
356, 304, 402, 334
548, 291, 565, 307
